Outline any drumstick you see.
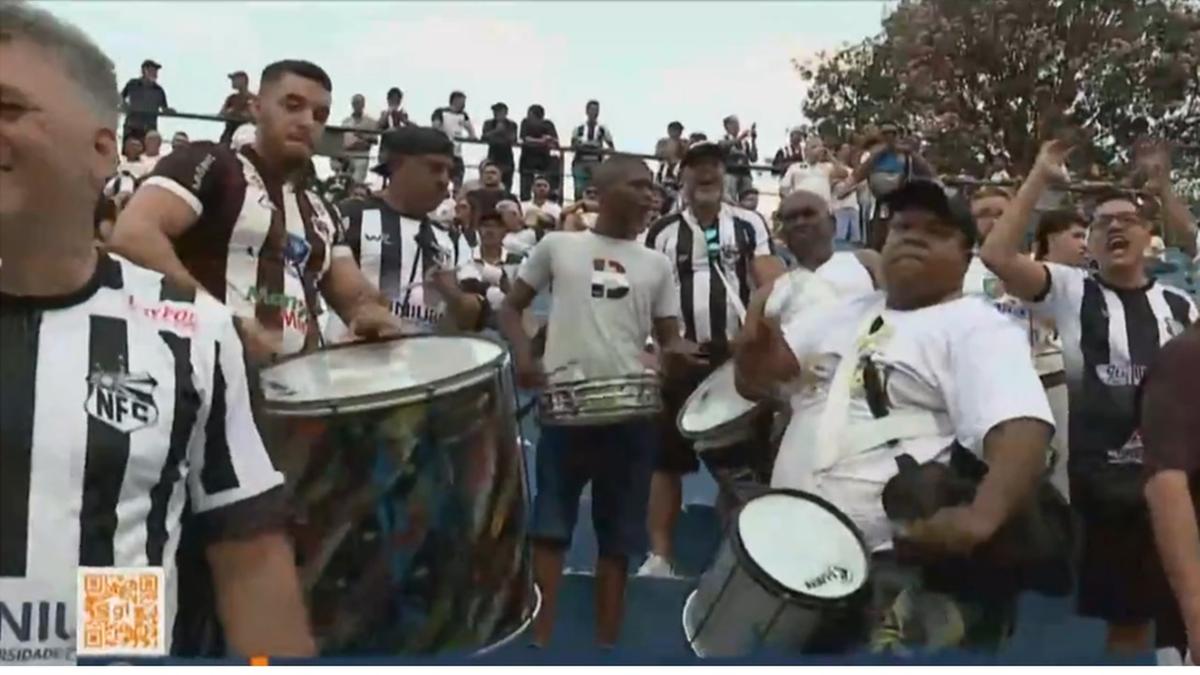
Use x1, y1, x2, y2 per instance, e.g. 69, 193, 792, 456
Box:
712, 265, 747, 324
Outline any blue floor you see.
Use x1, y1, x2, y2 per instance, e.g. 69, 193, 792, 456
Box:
481, 422, 1153, 665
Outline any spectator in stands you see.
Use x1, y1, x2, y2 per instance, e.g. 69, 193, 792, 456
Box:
118, 135, 150, 179
689, 131, 708, 144
219, 70, 254, 145
518, 103, 560, 201
655, 121, 687, 185
120, 58, 171, 141
720, 114, 757, 201
340, 93, 377, 184
1033, 209, 1089, 267
170, 131, 189, 152
468, 160, 519, 218
482, 102, 519, 192
570, 99, 614, 200
496, 199, 524, 235
141, 130, 166, 171
844, 121, 935, 250
522, 174, 562, 226
378, 86, 408, 131
738, 186, 759, 211
561, 184, 599, 231
772, 126, 806, 176
432, 90, 477, 191
831, 142, 862, 243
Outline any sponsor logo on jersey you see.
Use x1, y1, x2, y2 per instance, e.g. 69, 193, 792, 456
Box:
0, 600, 74, 663
85, 362, 159, 434
1095, 362, 1147, 388
127, 296, 196, 333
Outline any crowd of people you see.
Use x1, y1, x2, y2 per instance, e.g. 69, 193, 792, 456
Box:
4, 0, 1200, 666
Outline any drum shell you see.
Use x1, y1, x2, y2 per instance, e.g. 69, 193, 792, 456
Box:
683, 491, 870, 657
538, 374, 663, 426
258, 341, 533, 656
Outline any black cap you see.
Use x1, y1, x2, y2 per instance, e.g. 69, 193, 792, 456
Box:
882, 179, 979, 248
142, 59, 162, 70
491, 102, 508, 112
228, 70, 247, 79
681, 141, 725, 168
371, 127, 455, 176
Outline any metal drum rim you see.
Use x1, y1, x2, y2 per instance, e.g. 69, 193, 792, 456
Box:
471, 584, 543, 658
731, 489, 871, 608
259, 334, 511, 417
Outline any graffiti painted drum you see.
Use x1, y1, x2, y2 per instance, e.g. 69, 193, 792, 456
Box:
259, 335, 537, 655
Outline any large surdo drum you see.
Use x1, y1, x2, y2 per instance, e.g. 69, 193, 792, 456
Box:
258, 336, 537, 655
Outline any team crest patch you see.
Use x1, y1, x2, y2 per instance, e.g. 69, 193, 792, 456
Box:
85, 362, 160, 434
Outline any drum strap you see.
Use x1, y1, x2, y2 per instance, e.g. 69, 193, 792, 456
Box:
811, 300, 887, 473
841, 412, 952, 457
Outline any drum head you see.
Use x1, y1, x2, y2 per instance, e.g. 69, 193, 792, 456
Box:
260, 335, 506, 415
736, 491, 868, 602
678, 362, 756, 436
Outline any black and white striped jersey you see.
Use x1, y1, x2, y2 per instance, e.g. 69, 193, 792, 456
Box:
1034, 262, 1198, 471
331, 197, 480, 336
0, 254, 284, 664
643, 203, 772, 352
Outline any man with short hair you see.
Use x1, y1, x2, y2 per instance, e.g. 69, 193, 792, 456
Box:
120, 57, 170, 141
468, 159, 519, 219
496, 155, 693, 649
772, 126, 806, 176
640, 141, 786, 576
0, 3, 313, 662
170, 130, 189, 152
738, 186, 759, 212
522, 174, 562, 227
141, 129, 166, 170
734, 179, 1057, 653
117, 134, 150, 179
219, 70, 254, 145
720, 115, 757, 202
981, 140, 1198, 655
570, 99, 614, 201
330, 127, 484, 338
482, 102, 519, 192
655, 121, 687, 185
111, 59, 402, 362
432, 90, 477, 191
1033, 209, 1089, 267
518, 103, 560, 201
377, 86, 408, 131
339, 93, 376, 184
844, 122, 936, 250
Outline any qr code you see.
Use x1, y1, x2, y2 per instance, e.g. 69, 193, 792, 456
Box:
76, 567, 166, 656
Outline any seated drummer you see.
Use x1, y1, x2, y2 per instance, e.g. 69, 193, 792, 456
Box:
328, 127, 486, 339
734, 179, 1056, 654
496, 156, 699, 649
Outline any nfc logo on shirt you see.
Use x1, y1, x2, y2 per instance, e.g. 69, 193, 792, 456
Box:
591, 258, 629, 299
84, 365, 160, 434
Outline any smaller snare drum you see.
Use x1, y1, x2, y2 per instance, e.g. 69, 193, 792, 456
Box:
683, 490, 870, 658
538, 373, 662, 426
678, 361, 761, 452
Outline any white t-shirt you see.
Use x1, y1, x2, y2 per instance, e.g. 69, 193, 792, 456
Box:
117, 157, 153, 180
962, 255, 1034, 333
763, 252, 874, 323
435, 108, 471, 157
780, 161, 832, 198
773, 292, 1055, 551
518, 230, 678, 383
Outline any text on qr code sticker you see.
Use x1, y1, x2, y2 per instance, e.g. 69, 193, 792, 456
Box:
76, 567, 166, 656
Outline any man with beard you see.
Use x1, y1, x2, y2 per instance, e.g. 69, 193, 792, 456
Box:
734, 179, 1056, 653
110, 60, 401, 364
328, 127, 484, 339
981, 140, 1198, 655
0, 3, 312, 661
639, 141, 786, 576
496, 156, 693, 648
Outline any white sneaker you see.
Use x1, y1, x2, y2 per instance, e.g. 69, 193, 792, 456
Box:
637, 553, 679, 578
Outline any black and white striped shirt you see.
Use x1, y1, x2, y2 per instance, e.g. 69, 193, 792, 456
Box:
1034, 263, 1197, 472
332, 197, 480, 335
643, 203, 772, 353
0, 254, 284, 663
571, 121, 613, 163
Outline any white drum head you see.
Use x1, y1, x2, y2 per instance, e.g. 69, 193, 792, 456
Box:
737, 492, 867, 600
679, 362, 756, 435
261, 336, 505, 412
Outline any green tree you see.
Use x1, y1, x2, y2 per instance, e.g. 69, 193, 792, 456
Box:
798, 0, 1200, 177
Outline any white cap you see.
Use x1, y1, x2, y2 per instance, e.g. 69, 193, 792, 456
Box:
785, 169, 832, 210
231, 123, 256, 150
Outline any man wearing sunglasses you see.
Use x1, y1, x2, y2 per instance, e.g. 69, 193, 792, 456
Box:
733, 179, 1057, 653
980, 140, 1198, 656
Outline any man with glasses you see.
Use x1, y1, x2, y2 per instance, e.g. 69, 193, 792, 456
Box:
639, 141, 785, 577
981, 140, 1198, 655
733, 179, 1057, 654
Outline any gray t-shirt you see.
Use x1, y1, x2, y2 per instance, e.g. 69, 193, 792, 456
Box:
519, 231, 679, 383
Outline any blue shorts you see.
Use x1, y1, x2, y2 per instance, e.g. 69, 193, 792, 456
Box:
530, 420, 657, 559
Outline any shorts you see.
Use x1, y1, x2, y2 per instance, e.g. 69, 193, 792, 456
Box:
1071, 477, 1169, 624
530, 420, 657, 559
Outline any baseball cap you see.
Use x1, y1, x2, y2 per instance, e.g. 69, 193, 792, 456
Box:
881, 179, 979, 247
228, 70, 248, 79
142, 59, 162, 70
681, 141, 725, 168
371, 127, 455, 176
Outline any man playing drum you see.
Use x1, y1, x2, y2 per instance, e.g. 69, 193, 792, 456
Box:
497, 156, 699, 649
734, 179, 1057, 653
641, 141, 786, 577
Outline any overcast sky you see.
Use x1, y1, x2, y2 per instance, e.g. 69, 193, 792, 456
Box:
39, 0, 893, 155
